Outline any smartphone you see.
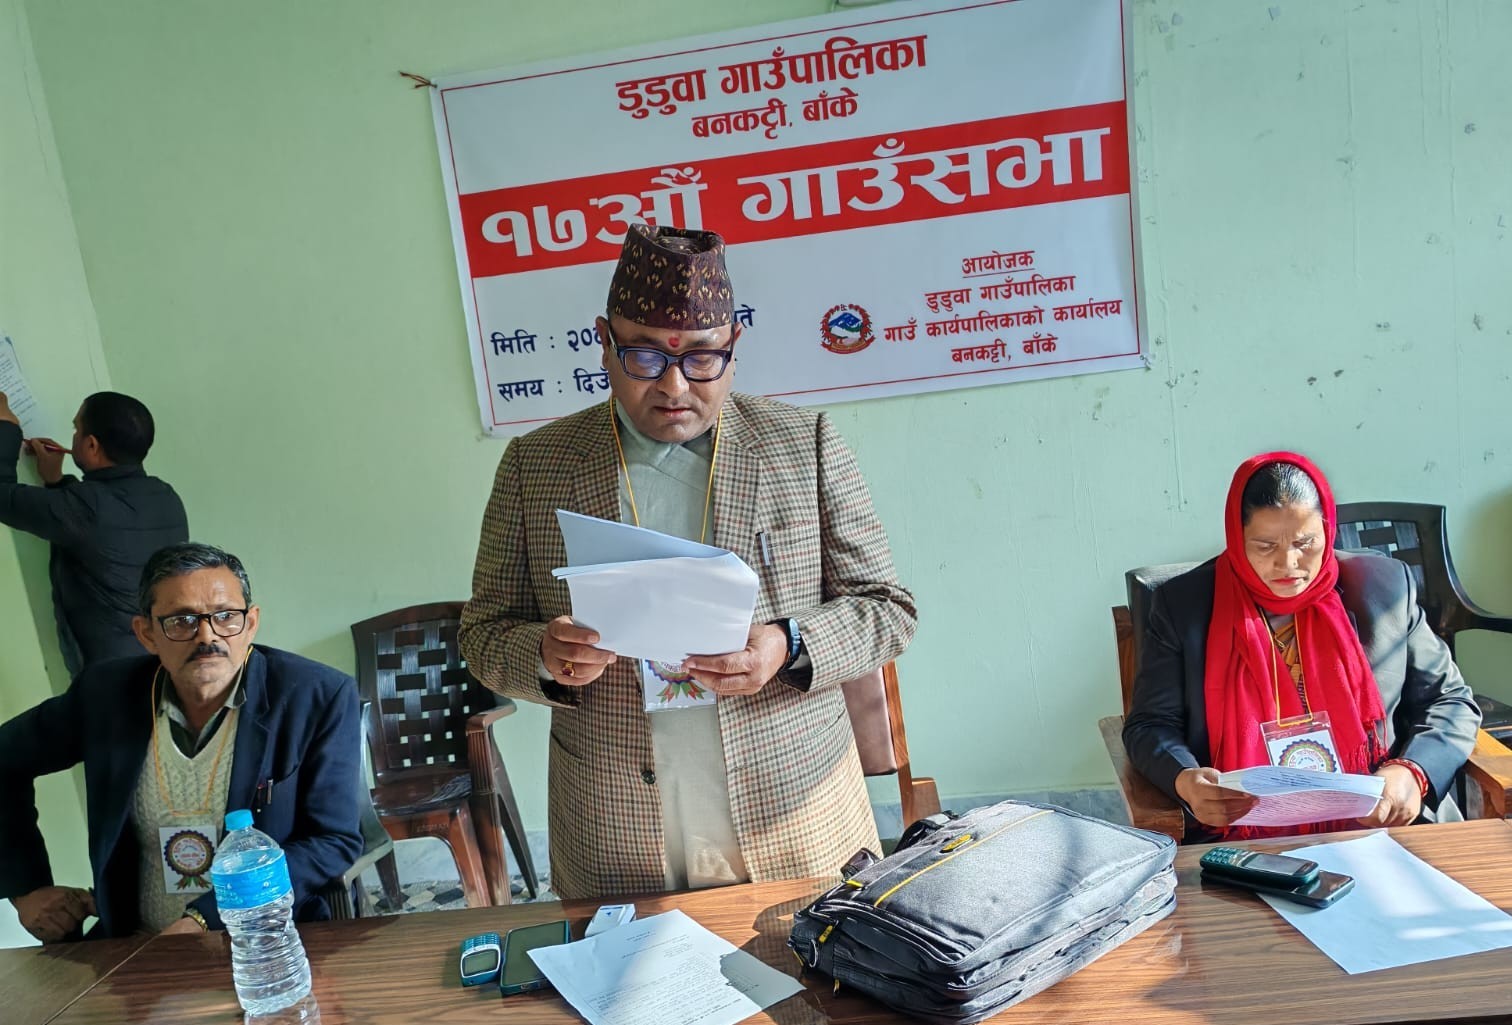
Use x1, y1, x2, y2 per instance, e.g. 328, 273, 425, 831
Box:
1199, 847, 1319, 887
1202, 866, 1355, 908
499, 919, 571, 995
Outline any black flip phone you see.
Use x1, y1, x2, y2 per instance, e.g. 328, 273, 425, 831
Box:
1199, 847, 1319, 887
1201, 866, 1355, 908
499, 919, 571, 996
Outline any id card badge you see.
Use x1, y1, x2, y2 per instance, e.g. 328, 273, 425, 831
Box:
1260, 711, 1341, 772
641, 659, 716, 712
159, 824, 217, 894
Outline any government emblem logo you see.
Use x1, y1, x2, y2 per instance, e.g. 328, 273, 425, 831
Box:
819, 303, 875, 355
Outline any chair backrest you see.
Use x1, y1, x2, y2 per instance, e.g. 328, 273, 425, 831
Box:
351, 602, 499, 785
1333, 501, 1472, 649
841, 662, 939, 827
840, 663, 903, 777
355, 704, 398, 857
1121, 563, 1200, 709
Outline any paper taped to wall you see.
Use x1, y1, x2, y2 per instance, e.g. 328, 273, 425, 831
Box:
0, 335, 50, 438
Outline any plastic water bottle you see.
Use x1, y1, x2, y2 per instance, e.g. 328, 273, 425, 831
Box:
211, 809, 312, 1015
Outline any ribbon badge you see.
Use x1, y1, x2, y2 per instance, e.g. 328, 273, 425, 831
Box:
647, 660, 707, 703
163, 829, 215, 890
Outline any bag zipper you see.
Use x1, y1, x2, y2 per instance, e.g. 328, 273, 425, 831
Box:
872, 808, 1052, 907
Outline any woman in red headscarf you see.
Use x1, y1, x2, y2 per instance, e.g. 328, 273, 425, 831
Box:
1122, 452, 1481, 838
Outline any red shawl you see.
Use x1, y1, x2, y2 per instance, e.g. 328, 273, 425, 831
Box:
1205, 452, 1385, 837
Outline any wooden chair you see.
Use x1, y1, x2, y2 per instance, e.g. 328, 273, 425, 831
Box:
352, 603, 537, 907
840, 662, 941, 830
1102, 559, 1512, 841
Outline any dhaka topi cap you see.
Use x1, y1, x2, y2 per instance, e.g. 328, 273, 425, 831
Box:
606, 224, 734, 330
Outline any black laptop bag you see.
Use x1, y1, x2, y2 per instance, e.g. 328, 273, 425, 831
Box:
789, 800, 1178, 1023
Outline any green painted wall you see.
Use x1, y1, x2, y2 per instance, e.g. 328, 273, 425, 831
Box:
0, 0, 112, 947
7, 0, 1510, 914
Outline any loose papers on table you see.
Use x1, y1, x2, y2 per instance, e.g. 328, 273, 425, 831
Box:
552, 510, 758, 664
527, 909, 803, 1025
1218, 765, 1385, 827
1265, 830, 1512, 974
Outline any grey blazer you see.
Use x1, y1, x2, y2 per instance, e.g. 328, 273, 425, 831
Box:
1123, 549, 1481, 816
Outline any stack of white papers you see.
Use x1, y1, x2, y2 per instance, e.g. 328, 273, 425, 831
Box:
528, 910, 803, 1025
1218, 765, 1384, 827
552, 510, 758, 663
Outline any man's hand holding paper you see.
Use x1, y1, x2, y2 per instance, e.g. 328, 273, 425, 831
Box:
550, 510, 760, 667
541, 616, 617, 686
682, 623, 789, 696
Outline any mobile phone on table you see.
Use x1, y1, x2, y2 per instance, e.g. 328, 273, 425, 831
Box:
1199, 846, 1319, 887
1202, 865, 1355, 908
458, 932, 502, 986
499, 919, 571, 995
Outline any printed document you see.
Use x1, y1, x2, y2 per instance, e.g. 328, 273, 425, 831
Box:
1218, 765, 1384, 827
1265, 830, 1512, 973
553, 510, 758, 663
527, 909, 803, 1025
0, 336, 49, 437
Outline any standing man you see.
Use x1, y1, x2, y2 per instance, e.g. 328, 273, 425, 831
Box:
0, 543, 362, 941
0, 390, 189, 674
461, 224, 917, 899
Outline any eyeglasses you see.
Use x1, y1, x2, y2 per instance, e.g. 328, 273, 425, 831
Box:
155, 609, 249, 642
605, 323, 736, 382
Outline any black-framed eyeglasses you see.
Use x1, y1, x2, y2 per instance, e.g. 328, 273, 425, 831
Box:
156, 608, 249, 642
605, 323, 737, 382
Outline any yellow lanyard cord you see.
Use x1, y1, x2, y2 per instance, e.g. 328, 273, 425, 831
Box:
1261, 610, 1313, 724
150, 649, 249, 817
608, 398, 722, 544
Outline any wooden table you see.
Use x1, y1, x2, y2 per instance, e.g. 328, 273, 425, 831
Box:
36, 819, 1512, 1025
0, 934, 151, 1025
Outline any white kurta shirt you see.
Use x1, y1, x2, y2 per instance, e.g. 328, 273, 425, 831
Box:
615, 404, 751, 891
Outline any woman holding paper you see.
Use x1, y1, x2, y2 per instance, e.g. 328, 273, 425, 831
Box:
1123, 452, 1481, 838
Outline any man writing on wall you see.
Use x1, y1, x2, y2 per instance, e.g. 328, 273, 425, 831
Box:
0, 390, 189, 674
0, 542, 361, 941
460, 224, 917, 899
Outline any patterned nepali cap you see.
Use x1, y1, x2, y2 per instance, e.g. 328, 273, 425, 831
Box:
606, 224, 734, 330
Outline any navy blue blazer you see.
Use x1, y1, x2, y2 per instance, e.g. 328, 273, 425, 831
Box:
1123, 550, 1481, 817
0, 645, 362, 937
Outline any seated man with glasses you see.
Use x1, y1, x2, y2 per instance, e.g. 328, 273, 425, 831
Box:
0, 542, 361, 942
461, 223, 917, 899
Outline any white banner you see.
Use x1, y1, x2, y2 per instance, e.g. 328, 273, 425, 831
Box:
429, 0, 1143, 436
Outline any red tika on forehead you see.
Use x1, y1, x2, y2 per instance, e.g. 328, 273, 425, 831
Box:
667, 337, 681, 348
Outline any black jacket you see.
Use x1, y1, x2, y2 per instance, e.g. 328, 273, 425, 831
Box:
1123, 549, 1481, 813
0, 646, 363, 936
0, 421, 188, 669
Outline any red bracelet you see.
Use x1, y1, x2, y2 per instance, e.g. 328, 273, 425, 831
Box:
1380, 758, 1430, 800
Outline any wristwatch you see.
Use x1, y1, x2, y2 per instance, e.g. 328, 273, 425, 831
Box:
773, 617, 804, 672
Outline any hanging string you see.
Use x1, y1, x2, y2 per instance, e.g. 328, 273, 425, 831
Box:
150, 651, 250, 817
398, 71, 437, 89
608, 398, 722, 544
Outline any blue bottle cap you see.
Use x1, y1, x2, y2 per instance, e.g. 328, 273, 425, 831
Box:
225, 809, 254, 831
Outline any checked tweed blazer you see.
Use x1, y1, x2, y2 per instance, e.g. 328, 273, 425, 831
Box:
459, 392, 917, 899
